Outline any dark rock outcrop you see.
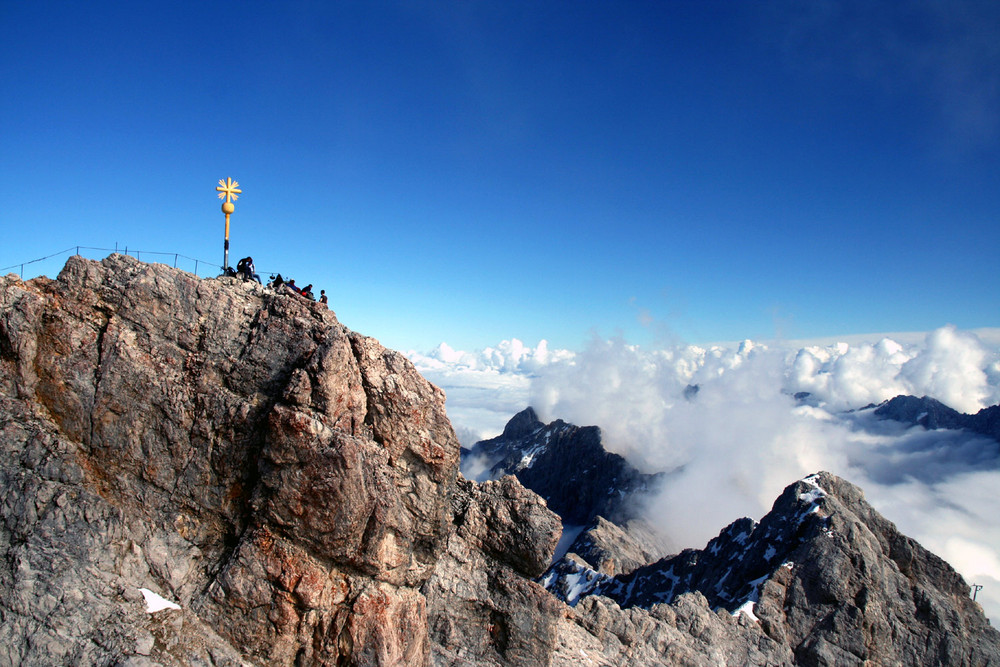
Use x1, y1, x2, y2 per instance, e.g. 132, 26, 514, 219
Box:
463, 408, 663, 526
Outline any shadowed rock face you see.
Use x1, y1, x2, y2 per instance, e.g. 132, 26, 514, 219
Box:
464, 408, 663, 526
3, 255, 999, 666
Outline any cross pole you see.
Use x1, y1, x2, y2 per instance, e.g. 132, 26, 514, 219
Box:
216, 177, 242, 271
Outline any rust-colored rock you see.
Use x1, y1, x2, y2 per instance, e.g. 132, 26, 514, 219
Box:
0, 255, 459, 665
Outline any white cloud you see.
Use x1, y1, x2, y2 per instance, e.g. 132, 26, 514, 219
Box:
408, 337, 574, 375
407, 338, 573, 445
899, 326, 993, 413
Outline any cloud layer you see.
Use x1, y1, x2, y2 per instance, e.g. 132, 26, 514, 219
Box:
408, 327, 1000, 622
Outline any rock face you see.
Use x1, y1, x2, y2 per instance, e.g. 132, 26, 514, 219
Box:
0, 255, 460, 666
422, 475, 564, 666
562, 516, 666, 577
463, 407, 662, 526
2, 255, 999, 666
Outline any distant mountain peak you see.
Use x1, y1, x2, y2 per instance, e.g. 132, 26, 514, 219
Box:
463, 407, 663, 526
501, 406, 544, 438
874, 394, 1000, 442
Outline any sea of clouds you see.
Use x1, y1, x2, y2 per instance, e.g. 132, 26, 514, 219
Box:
408, 326, 1000, 622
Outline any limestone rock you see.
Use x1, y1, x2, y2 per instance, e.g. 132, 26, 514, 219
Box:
567, 516, 670, 576
0, 255, 460, 666
422, 475, 564, 666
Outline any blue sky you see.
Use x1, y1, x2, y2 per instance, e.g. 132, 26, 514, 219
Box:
2, 1, 998, 353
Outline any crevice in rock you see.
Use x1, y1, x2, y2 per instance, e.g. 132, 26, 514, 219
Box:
347, 334, 381, 446
0, 320, 15, 364
87, 308, 113, 452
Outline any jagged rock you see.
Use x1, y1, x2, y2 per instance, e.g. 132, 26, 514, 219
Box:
463, 408, 663, 526
551, 592, 792, 666
4, 256, 1000, 666
0, 255, 460, 666
566, 516, 669, 576
422, 475, 564, 666
544, 471, 1000, 666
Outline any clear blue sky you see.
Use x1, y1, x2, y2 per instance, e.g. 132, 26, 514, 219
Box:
3, 1, 998, 353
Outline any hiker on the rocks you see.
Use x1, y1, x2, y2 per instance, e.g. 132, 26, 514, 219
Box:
286, 279, 300, 293
301, 284, 315, 300
236, 257, 262, 284
319, 290, 328, 305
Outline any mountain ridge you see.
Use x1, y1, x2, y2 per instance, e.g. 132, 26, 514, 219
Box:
543, 470, 1000, 665
873, 394, 1000, 442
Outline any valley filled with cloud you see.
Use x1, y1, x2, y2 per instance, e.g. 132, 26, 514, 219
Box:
408, 326, 1000, 623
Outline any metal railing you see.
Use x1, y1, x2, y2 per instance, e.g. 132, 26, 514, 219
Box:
1, 245, 280, 281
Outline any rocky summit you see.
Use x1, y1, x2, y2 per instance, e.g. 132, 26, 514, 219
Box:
2, 255, 999, 666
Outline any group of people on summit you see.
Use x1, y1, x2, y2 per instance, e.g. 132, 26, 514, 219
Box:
233, 256, 327, 305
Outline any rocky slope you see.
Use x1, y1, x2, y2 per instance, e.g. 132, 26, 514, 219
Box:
2, 255, 999, 666
543, 471, 1000, 665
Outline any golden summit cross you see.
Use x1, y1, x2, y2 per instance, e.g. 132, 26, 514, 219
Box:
216, 177, 242, 271
216, 177, 241, 203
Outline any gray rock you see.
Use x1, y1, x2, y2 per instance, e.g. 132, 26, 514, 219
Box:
567, 516, 670, 576
422, 475, 564, 666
